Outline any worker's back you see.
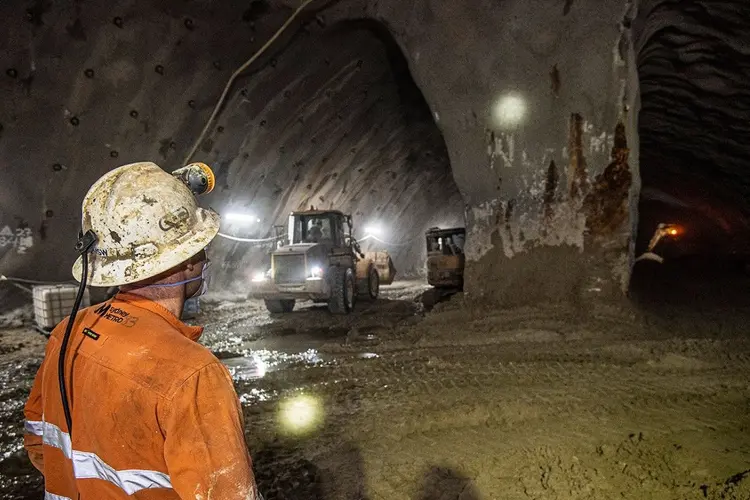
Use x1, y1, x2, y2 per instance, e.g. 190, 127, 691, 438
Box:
24, 292, 259, 499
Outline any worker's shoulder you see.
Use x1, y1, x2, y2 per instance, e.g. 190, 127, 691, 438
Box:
110, 330, 221, 399
81, 307, 221, 398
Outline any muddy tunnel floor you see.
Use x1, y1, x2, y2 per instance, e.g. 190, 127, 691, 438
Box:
0, 281, 749, 499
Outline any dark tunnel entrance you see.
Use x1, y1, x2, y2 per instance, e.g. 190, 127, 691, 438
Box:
206, 18, 464, 291
629, 2, 750, 310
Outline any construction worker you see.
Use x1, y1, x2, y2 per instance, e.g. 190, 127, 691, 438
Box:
23, 162, 261, 499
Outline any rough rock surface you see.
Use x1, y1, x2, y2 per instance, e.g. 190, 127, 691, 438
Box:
2, 281, 750, 499
634, 0, 750, 253
1, 0, 747, 303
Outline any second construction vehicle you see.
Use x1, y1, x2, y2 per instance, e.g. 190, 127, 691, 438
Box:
635, 223, 683, 264
249, 209, 396, 314
426, 226, 466, 289
421, 227, 466, 308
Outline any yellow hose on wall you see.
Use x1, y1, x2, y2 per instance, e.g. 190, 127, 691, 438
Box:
183, 0, 318, 164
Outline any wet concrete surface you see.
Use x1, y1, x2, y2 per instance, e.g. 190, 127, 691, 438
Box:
1, 279, 750, 499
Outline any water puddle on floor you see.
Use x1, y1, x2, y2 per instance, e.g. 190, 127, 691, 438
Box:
223, 348, 329, 381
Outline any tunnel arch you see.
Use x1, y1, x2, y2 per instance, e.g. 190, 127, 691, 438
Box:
630, 0, 750, 305
202, 16, 464, 290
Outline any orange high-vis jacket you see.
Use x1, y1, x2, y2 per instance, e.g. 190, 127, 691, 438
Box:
24, 292, 261, 499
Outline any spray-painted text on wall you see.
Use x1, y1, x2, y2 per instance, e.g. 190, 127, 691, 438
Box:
0, 227, 34, 254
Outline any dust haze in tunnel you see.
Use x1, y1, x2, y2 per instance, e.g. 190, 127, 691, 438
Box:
633, 0, 750, 260
201, 19, 463, 291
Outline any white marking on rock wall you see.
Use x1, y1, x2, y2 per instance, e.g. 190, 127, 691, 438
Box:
507, 134, 515, 167
465, 199, 500, 261
469, 120, 626, 263
589, 131, 611, 156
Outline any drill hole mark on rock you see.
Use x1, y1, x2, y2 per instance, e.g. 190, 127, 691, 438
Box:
129, 110, 139, 119
550, 64, 561, 97
112, 16, 124, 28
84, 68, 95, 79
6, 68, 18, 79
66, 18, 87, 41
25, 5, 46, 26
110, 150, 119, 158
69, 117, 80, 127
155, 65, 164, 75
242, 0, 270, 23
184, 18, 195, 30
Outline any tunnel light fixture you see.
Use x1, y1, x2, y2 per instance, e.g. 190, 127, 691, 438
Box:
493, 93, 526, 128
225, 212, 260, 224
364, 224, 383, 237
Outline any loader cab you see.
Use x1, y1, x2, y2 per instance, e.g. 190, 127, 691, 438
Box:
426, 228, 466, 256
289, 210, 350, 248
425, 227, 466, 289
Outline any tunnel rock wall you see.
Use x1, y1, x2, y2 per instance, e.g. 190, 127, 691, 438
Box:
325, 0, 640, 304
634, 0, 750, 254
0, 0, 310, 281
199, 22, 464, 289
0, 0, 463, 287
1, 0, 639, 306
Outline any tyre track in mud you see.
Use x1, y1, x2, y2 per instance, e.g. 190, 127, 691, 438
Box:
240, 333, 750, 500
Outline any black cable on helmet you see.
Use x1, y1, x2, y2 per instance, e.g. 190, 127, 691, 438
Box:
58, 230, 97, 436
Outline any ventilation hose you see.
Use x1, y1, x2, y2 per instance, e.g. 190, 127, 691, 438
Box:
183, 0, 318, 165
58, 230, 97, 436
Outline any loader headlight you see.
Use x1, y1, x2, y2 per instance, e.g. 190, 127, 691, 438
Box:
309, 266, 323, 279
252, 270, 269, 282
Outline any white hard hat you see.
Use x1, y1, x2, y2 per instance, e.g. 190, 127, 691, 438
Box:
72, 162, 220, 287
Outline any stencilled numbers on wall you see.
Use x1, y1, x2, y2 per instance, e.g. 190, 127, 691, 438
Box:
0, 227, 34, 254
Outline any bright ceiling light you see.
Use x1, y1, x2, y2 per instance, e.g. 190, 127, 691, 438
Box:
364, 224, 382, 236
493, 93, 526, 128
225, 212, 259, 223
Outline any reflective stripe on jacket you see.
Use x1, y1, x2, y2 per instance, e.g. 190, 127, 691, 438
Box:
24, 292, 260, 499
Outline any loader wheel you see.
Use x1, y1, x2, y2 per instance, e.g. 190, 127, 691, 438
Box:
328, 267, 355, 315
366, 265, 380, 299
264, 299, 295, 314
357, 265, 380, 300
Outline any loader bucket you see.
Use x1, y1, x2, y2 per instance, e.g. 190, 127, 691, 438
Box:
635, 252, 664, 264
364, 251, 397, 285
